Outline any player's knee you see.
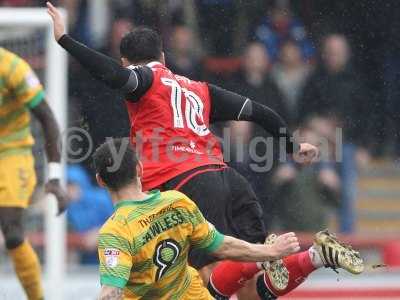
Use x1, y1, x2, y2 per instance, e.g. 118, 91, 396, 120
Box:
1, 222, 24, 249
256, 275, 277, 300
4, 233, 24, 249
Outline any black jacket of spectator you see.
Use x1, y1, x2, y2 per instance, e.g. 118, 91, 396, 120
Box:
227, 71, 288, 124
165, 52, 202, 81
298, 65, 370, 146
220, 71, 289, 165
219, 71, 288, 222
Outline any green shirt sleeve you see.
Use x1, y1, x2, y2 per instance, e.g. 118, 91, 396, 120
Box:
188, 201, 225, 252
98, 219, 133, 289
100, 275, 128, 289
201, 229, 225, 253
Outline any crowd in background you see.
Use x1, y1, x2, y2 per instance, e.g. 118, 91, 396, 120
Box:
1, 0, 400, 264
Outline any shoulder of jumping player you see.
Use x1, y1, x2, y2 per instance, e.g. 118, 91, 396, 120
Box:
124, 65, 154, 102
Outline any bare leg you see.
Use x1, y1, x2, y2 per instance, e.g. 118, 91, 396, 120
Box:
0, 207, 44, 300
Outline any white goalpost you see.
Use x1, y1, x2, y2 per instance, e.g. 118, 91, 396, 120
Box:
0, 8, 67, 300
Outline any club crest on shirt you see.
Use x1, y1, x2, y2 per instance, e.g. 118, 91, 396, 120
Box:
104, 248, 120, 268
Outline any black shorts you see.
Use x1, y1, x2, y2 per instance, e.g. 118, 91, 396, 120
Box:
160, 165, 267, 269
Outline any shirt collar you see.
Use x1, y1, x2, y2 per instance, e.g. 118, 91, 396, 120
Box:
114, 190, 161, 209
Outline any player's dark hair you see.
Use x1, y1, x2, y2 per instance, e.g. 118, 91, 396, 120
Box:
93, 138, 139, 191
120, 27, 163, 64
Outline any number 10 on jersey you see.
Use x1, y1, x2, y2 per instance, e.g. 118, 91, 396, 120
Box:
161, 78, 210, 137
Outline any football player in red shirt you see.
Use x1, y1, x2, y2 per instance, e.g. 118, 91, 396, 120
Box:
48, 3, 364, 300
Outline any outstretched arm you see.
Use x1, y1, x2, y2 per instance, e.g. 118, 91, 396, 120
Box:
187, 195, 300, 261
31, 100, 69, 214
211, 233, 300, 262
209, 84, 318, 162
31, 100, 60, 163
209, 84, 296, 150
58, 35, 135, 91
46, 2, 152, 99
98, 286, 123, 300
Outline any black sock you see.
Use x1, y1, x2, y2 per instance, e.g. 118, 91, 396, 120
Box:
207, 280, 230, 300
256, 275, 278, 300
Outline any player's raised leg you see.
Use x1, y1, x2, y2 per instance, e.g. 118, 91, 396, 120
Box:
209, 230, 364, 299
173, 167, 267, 299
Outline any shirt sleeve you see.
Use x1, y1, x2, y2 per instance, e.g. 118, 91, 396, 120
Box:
6, 55, 44, 108
57, 34, 153, 101
208, 83, 299, 153
98, 218, 133, 288
185, 199, 224, 253
124, 65, 154, 102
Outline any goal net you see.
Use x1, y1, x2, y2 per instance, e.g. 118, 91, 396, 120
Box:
0, 8, 67, 300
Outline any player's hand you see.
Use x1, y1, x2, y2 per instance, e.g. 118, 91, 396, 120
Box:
46, 2, 66, 41
293, 142, 319, 165
270, 232, 300, 259
45, 179, 69, 215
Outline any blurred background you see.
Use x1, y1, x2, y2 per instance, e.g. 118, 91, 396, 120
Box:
0, 0, 400, 299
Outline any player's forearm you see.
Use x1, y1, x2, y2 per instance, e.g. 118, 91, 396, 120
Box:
98, 286, 123, 300
31, 100, 61, 163
240, 100, 299, 153
57, 34, 132, 90
208, 84, 299, 153
212, 235, 277, 262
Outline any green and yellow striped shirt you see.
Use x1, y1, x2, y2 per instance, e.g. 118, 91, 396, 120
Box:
0, 47, 44, 157
98, 190, 224, 299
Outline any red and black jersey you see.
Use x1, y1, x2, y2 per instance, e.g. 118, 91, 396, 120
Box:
125, 62, 225, 191
57, 34, 297, 191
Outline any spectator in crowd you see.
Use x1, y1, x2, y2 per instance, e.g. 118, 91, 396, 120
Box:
196, 0, 236, 55
106, 18, 134, 58
272, 117, 341, 231
271, 39, 311, 127
165, 25, 202, 80
226, 42, 286, 115
254, 4, 315, 63
66, 165, 114, 264
298, 34, 371, 233
222, 42, 286, 226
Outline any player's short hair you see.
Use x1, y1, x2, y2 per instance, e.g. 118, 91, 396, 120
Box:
120, 27, 163, 64
93, 138, 139, 191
